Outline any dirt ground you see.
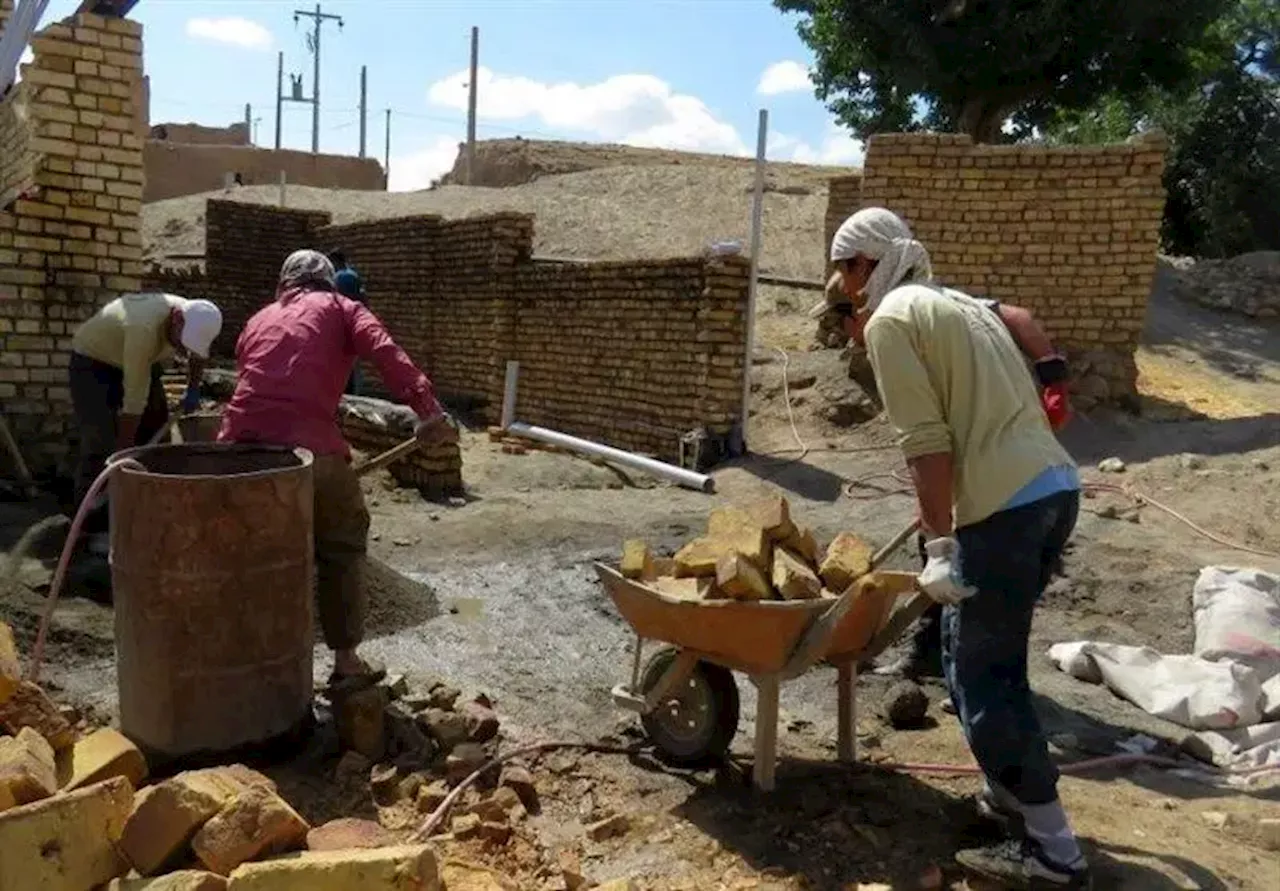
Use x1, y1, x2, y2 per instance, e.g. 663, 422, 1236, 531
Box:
3, 275, 1280, 887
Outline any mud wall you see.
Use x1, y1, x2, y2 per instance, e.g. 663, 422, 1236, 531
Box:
825, 132, 1169, 408
149, 121, 248, 146
0, 9, 145, 475
144, 200, 749, 463
143, 142, 386, 203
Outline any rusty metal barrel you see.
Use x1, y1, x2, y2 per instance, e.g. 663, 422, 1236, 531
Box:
108, 443, 316, 768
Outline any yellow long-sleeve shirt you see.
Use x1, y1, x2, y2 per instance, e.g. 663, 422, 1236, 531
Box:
863, 283, 1075, 528
71, 293, 186, 415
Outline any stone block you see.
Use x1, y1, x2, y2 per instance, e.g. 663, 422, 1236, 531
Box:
0, 776, 133, 890
0, 680, 76, 750
772, 547, 822, 601
0, 621, 19, 705
57, 727, 148, 791
819, 532, 875, 594
708, 495, 795, 543
191, 787, 310, 876
649, 576, 714, 601
107, 871, 229, 891
714, 551, 773, 601
225, 844, 440, 890
305, 817, 395, 852
674, 528, 769, 578
619, 540, 653, 580
0, 726, 57, 806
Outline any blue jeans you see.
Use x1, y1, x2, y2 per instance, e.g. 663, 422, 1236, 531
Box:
943, 489, 1080, 806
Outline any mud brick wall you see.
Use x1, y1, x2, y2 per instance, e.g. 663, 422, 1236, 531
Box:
823, 173, 862, 276
825, 132, 1168, 408
0, 10, 145, 475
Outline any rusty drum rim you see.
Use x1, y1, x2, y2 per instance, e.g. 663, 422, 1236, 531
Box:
107, 443, 315, 480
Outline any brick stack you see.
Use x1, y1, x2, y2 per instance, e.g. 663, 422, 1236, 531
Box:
827, 132, 1168, 407
0, 11, 145, 474
337, 396, 463, 497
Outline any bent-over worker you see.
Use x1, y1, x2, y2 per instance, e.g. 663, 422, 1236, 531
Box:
217, 249, 457, 693
69, 293, 223, 533
831, 207, 1089, 889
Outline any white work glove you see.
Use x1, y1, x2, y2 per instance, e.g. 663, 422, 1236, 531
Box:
917, 536, 978, 605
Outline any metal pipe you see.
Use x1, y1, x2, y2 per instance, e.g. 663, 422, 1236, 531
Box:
500, 360, 519, 429
506, 421, 714, 493
738, 108, 768, 454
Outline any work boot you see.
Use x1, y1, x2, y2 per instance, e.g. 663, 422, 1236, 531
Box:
873, 603, 944, 679
975, 786, 1026, 836
956, 838, 1093, 890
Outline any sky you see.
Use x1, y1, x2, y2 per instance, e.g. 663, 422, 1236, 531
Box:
22, 0, 865, 191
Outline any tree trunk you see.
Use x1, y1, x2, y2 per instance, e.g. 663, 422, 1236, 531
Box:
957, 96, 1010, 143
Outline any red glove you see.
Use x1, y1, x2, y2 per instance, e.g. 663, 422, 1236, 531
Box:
1041, 382, 1072, 431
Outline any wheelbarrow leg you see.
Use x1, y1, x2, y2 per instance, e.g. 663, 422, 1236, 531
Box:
752, 673, 780, 792
837, 662, 857, 762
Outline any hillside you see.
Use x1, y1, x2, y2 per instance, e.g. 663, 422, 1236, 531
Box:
143, 161, 839, 282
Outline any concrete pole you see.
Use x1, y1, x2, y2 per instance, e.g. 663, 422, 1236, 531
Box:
243, 102, 251, 143
737, 108, 768, 454
274, 51, 283, 149
465, 26, 478, 184
310, 3, 321, 154
384, 108, 391, 189
358, 65, 367, 158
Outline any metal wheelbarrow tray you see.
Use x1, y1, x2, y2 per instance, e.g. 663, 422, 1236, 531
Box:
596, 541, 929, 791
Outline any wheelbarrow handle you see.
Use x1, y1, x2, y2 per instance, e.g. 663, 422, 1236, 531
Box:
869, 518, 922, 570
352, 436, 421, 478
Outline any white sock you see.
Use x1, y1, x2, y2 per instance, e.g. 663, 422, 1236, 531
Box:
1021, 801, 1085, 869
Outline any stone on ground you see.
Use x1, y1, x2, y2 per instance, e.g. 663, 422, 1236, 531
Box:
881, 681, 929, 730
499, 764, 538, 812
0, 726, 58, 806
306, 817, 395, 852
772, 547, 822, 600
0, 681, 76, 750
418, 708, 468, 751
225, 844, 439, 890
57, 727, 148, 792
442, 858, 515, 890
121, 766, 276, 876
0, 621, 20, 706
460, 701, 499, 743
715, 551, 772, 601
819, 532, 874, 594
192, 787, 310, 876
0, 775, 134, 891
108, 871, 229, 890
333, 685, 388, 762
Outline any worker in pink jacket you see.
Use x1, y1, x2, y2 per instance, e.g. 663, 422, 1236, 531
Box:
218, 249, 457, 693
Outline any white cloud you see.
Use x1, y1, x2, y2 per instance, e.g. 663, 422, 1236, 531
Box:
427, 67, 747, 156
769, 124, 865, 167
757, 60, 812, 96
185, 17, 273, 51
389, 136, 462, 192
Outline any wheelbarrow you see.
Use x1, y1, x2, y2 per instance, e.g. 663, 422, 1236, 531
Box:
594, 520, 933, 791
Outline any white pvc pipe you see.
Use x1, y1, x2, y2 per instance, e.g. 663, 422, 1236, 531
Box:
739, 108, 768, 453
507, 422, 714, 494
500, 360, 519, 429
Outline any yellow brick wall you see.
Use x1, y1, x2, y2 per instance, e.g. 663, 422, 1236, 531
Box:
826, 132, 1169, 407
0, 12, 145, 474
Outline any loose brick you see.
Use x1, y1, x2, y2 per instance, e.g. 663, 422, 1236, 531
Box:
714, 551, 772, 601
0, 726, 57, 805
619, 539, 653, 580
225, 844, 440, 890
772, 547, 823, 601
107, 872, 229, 891
0, 681, 76, 750
0, 776, 134, 890
781, 525, 820, 567
305, 818, 395, 852
708, 495, 796, 542
674, 527, 770, 577
0, 621, 19, 705
191, 787, 310, 876
56, 726, 148, 792
650, 576, 714, 601
819, 532, 875, 594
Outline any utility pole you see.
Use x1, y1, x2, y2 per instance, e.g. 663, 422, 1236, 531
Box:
358, 65, 367, 158
465, 26, 478, 185
293, 3, 343, 154
274, 51, 284, 149
243, 102, 251, 141
384, 108, 391, 189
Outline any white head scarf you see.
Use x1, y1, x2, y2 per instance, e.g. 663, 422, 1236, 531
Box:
277, 249, 336, 300
829, 207, 933, 313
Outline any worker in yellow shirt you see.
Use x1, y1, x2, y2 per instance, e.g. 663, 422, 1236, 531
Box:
830, 207, 1089, 890
68, 293, 223, 541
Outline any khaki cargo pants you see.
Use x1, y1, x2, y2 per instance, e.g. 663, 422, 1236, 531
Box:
312, 454, 370, 651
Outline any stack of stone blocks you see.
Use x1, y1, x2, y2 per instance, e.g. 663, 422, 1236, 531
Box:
0, 2, 146, 475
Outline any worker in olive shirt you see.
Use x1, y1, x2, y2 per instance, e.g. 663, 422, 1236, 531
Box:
69, 292, 223, 534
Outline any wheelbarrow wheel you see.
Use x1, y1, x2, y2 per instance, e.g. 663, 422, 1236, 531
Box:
639, 646, 739, 765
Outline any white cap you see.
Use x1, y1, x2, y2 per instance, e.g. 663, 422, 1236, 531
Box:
180, 299, 222, 359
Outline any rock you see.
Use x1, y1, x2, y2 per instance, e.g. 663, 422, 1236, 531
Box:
446, 743, 489, 785
558, 850, 586, 891
0, 726, 57, 805
499, 765, 538, 812
0, 776, 134, 891
477, 820, 512, 844
419, 709, 469, 751
1097, 457, 1126, 473
224, 844, 439, 889
881, 681, 929, 730
780, 526, 820, 566
416, 779, 450, 813
0, 681, 76, 750
423, 684, 461, 711
334, 685, 388, 762
108, 871, 229, 890
708, 496, 796, 543
674, 528, 770, 578
122, 766, 277, 876
461, 701, 500, 743
57, 727, 148, 792
1200, 810, 1230, 830
772, 547, 822, 600
619, 540, 654, 580
451, 812, 482, 839
595, 881, 638, 891
585, 813, 629, 841
1259, 817, 1280, 851
1096, 504, 1121, 520
192, 787, 310, 876
398, 772, 426, 802
441, 859, 513, 891
1253, 459, 1270, 472
817, 377, 878, 427
649, 576, 715, 601
819, 532, 874, 592
0, 622, 20, 706
715, 552, 772, 601
369, 763, 400, 802
384, 675, 410, 700
1180, 454, 1206, 470
306, 818, 396, 852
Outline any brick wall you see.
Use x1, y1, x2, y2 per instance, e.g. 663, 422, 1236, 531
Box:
823, 173, 862, 276
825, 132, 1168, 407
144, 143, 387, 203
0, 11, 145, 475
144, 200, 750, 465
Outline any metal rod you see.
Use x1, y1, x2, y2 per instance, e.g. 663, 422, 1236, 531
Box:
274, 51, 283, 150
465, 26, 479, 185
358, 64, 367, 158
384, 108, 391, 188
506, 421, 714, 493
500, 360, 519, 429
737, 108, 768, 454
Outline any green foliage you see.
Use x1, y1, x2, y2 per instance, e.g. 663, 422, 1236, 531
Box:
776, 0, 1231, 142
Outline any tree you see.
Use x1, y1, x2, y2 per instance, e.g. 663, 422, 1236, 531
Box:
776, 0, 1232, 143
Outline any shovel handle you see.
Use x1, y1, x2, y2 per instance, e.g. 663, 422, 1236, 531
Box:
869, 518, 922, 570
352, 437, 421, 478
